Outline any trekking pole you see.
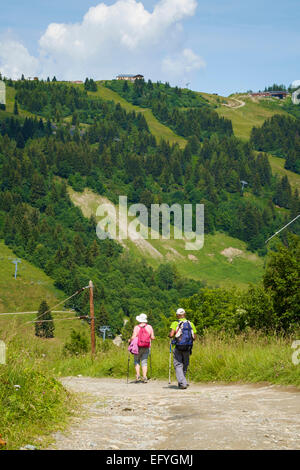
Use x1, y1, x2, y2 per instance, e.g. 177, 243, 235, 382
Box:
168, 341, 172, 384
149, 350, 152, 380
127, 351, 130, 384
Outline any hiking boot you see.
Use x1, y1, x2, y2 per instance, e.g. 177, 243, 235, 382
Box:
141, 377, 148, 383
135, 376, 142, 383
178, 384, 187, 389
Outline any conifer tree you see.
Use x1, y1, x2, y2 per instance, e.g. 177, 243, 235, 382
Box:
35, 300, 55, 338
95, 304, 110, 336
14, 100, 19, 115
122, 80, 129, 93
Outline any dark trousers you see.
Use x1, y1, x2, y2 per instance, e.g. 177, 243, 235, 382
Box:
173, 347, 190, 387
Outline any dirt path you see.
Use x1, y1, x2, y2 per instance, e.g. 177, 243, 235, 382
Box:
222, 98, 245, 109
49, 377, 300, 450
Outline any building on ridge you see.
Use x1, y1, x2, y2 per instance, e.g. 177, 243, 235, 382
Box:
116, 74, 144, 82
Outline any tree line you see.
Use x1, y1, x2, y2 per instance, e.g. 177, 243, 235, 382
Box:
1, 82, 299, 252
250, 114, 300, 174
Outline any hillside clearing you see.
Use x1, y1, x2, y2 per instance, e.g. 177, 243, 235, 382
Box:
222, 98, 245, 109
267, 154, 300, 191
0, 86, 39, 120
0, 240, 64, 314
68, 187, 264, 288
217, 95, 290, 141
88, 82, 187, 148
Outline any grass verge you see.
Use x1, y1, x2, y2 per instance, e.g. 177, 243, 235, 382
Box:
0, 332, 79, 450
0, 327, 298, 449
40, 332, 300, 388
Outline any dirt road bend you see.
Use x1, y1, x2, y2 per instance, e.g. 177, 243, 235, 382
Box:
50, 377, 300, 450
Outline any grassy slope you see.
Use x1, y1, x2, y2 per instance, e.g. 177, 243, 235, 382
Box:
0, 240, 87, 450
90, 85, 300, 190
268, 155, 300, 191
0, 240, 63, 314
216, 94, 290, 141
214, 94, 300, 190
90, 82, 187, 148
1, 83, 298, 287
0, 85, 38, 120
68, 186, 264, 289
0, 239, 89, 343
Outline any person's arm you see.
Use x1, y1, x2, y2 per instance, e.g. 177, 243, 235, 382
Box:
169, 320, 177, 338
191, 323, 197, 340
128, 326, 138, 343
146, 326, 155, 341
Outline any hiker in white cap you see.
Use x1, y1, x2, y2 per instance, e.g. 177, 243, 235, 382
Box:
169, 308, 197, 389
129, 313, 155, 383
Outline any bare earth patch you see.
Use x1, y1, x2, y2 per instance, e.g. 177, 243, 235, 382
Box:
165, 247, 184, 261
188, 254, 198, 262
49, 377, 300, 450
222, 98, 245, 109
221, 247, 243, 263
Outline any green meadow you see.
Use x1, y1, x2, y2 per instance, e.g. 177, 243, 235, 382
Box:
216, 95, 289, 141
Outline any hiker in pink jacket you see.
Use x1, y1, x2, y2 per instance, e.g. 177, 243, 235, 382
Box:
129, 313, 155, 383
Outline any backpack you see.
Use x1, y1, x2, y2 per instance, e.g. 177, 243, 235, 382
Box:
137, 325, 151, 348
174, 320, 194, 351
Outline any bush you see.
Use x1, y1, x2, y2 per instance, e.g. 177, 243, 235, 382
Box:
63, 329, 89, 356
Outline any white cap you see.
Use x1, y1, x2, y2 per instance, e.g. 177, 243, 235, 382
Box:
176, 308, 185, 315
136, 313, 148, 323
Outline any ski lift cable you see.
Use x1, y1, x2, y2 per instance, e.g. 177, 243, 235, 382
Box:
24, 285, 90, 324
29, 316, 89, 324
265, 214, 300, 244
0, 310, 75, 317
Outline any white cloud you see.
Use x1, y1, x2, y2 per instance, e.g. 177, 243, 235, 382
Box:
0, 39, 39, 79
39, 0, 200, 82
162, 48, 205, 77
0, 0, 203, 85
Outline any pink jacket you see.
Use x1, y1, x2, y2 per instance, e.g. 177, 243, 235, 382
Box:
128, 336, 139, 354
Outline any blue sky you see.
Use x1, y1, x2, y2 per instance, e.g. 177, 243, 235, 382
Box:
0, 0, 299, 95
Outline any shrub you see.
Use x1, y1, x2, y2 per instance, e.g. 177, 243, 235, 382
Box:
63, 329, 89, 356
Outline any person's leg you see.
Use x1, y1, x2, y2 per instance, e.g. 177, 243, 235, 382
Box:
182, 350, 190, 376
173, 348, 187, 388
141, 365, 147, 378
141, 348, 149, 381
134, 354, 141, 380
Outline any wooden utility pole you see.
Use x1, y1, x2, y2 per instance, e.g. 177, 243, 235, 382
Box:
89, 280, 95, 357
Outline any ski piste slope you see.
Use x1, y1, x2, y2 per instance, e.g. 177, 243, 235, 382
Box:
68, 186, 264, 289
